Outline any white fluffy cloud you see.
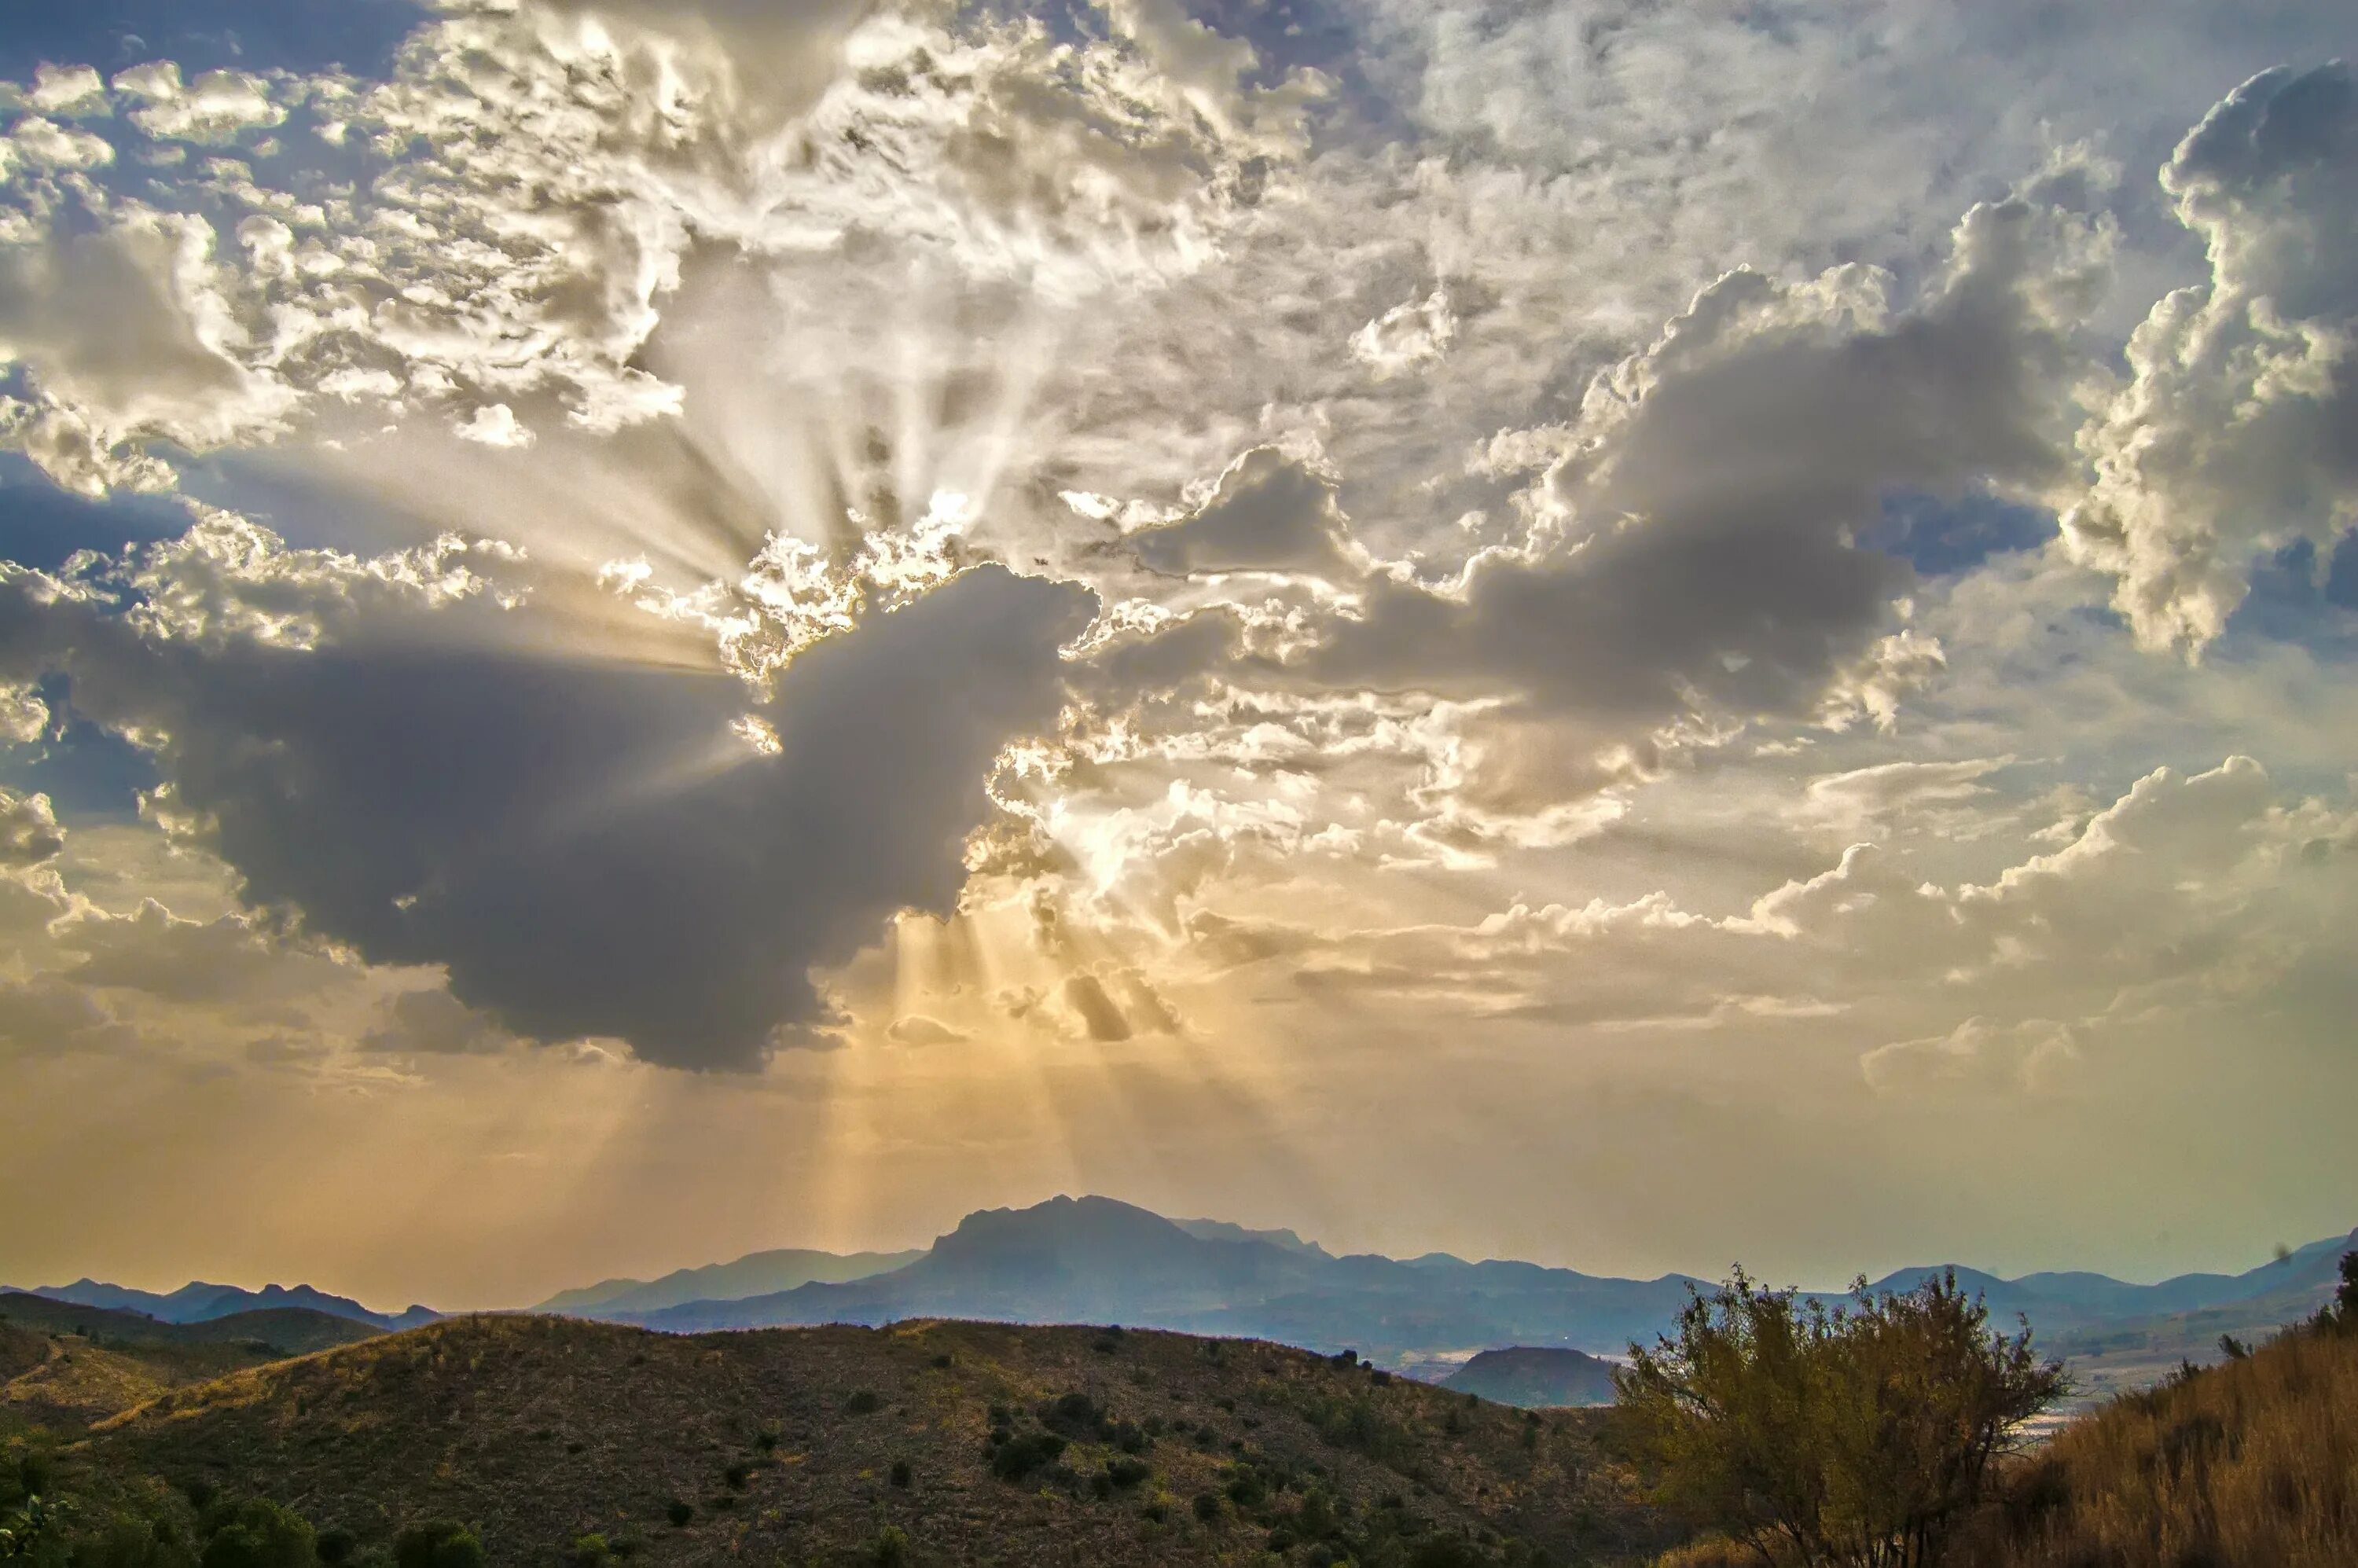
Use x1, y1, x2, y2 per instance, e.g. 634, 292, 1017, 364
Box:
2064, 62, 2358, 652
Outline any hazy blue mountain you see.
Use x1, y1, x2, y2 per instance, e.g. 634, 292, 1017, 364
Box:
24, 1279, 437, 1333
1442, 1346, 1620, 1408
534, 1247, 927, 1316
603, 1199, 2356, 1368
1173, 1218, 1331, 1258
615, 1195, 1706, 1359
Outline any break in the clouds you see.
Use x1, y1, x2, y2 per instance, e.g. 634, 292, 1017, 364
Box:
2, 0, 2356, 1294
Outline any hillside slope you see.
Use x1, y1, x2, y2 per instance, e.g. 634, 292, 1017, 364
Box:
74, 1314, 1678, 1567
0, 1292, 380, 1433
1947, 1322, 2357, 1568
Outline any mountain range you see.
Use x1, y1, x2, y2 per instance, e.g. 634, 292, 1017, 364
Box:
24, 1199, 2351, 1398
16, 1278, 439, 1334
565, 1197, 2358, 1375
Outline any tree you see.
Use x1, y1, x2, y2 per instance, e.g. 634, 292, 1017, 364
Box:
1614, 1269, 2067, 1568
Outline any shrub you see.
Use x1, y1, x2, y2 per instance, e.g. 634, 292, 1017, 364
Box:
722, 1462, 751, 1492
929, 1353, 954, 1369
869, 1526, 910, 1568
1192, 1493, 1222, 1523
663, 1500, 693, 1529
1106, 1457, 1153, 1489
389, 1522, 481, 1568
888, 1460, 913, 1490
1616, 1267, 2067, 1568
845, 1390, 883, 1415
564, 1534, 611, 1568
986, 1432, 1067, 1482
314, 1527, 357, 1566
754, 1429, 780, 1454
201, 1501, 316, 1568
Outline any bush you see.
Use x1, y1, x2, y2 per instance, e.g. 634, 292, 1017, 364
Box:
1192, 1493, 1222, 1523
722, 1462, 751, 1492
200, 1501, 316, 1568
845, 1390, 883, 1415
663, 1500, 693, 1529
314, 1527, 357, 1566
987, 1432, 1067, 1482
564, 1534, 611, 1568
869, 1526, 910, 1568
1616, 1267, 2066, 1568
389, 1522, 481, 1568
888, 1460, 912, 1489
1105, 1457, 1153, 1489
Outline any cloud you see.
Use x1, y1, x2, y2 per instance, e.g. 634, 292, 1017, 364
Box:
1284, 198, 2104, 792
1802, 757, 2016, 834
0, 525, 1095, 1071
362, 989, 515, 1057
2062, 62, 2358, 652
1126, 447, 1359, 579
0, 788, 64, 868
1860, 1016, 2084, 1096
886, 1014, 967, 1047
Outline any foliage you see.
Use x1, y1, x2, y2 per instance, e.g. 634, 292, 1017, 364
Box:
197, 1501, 314, 1568
388, 1522, 480, 1568
1613, 1268, 2066, 1568
1944, 1316, 2358, 1568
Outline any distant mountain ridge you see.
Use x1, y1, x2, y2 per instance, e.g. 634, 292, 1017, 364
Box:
587, 1198, 2357, 1371
19, 1278, 438, 1334
532, 1247, 926, 1317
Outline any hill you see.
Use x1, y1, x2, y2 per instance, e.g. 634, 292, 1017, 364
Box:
1442, 1350, 1619, 1410
0, 1291, 381, 1434
23, 1278, 438, 1332
56, 1313, 1679, 1567
534, 1248, 925, 1317
1946, 1320, 2358, 1567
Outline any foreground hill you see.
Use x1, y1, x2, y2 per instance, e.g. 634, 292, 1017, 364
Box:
0, 1291, 380, 1433
72, 1313, 1677, 1566
1947, 1319, 2358, 1568
1442, 1350, 1619, 1410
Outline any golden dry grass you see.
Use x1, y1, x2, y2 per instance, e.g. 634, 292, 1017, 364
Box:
1947, 1326, 2358, 1568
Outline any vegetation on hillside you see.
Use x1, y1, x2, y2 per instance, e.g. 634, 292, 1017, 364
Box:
6, 1314, 1680, 1567
1941, 1252, 2358, 1568
1613, 1271, 2068, 1568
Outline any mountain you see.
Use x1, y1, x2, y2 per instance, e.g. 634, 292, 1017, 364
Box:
24, 1277, 439, 1333
615, 1195, 1708, 1360
1173, 1217, 1332, 1257
532, 1247, 925, 1316
0, 1291, 383, 1431
61, 1313, 1679, 1568
1442, 1347, 1621, 1408
603, 1199, 2356, 1377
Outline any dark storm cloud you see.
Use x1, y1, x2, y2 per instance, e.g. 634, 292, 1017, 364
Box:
0, 559, 1093, 1070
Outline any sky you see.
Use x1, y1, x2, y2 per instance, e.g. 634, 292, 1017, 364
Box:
0, 0, 2354, 1312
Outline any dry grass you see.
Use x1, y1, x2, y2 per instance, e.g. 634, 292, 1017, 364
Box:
1946, 1326, 2358, 1568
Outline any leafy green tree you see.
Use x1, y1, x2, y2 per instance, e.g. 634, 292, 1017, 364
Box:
1614, 1268, 2066, 1568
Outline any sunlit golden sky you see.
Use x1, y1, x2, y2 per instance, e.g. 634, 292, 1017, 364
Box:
2, 0, 2355, 1309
